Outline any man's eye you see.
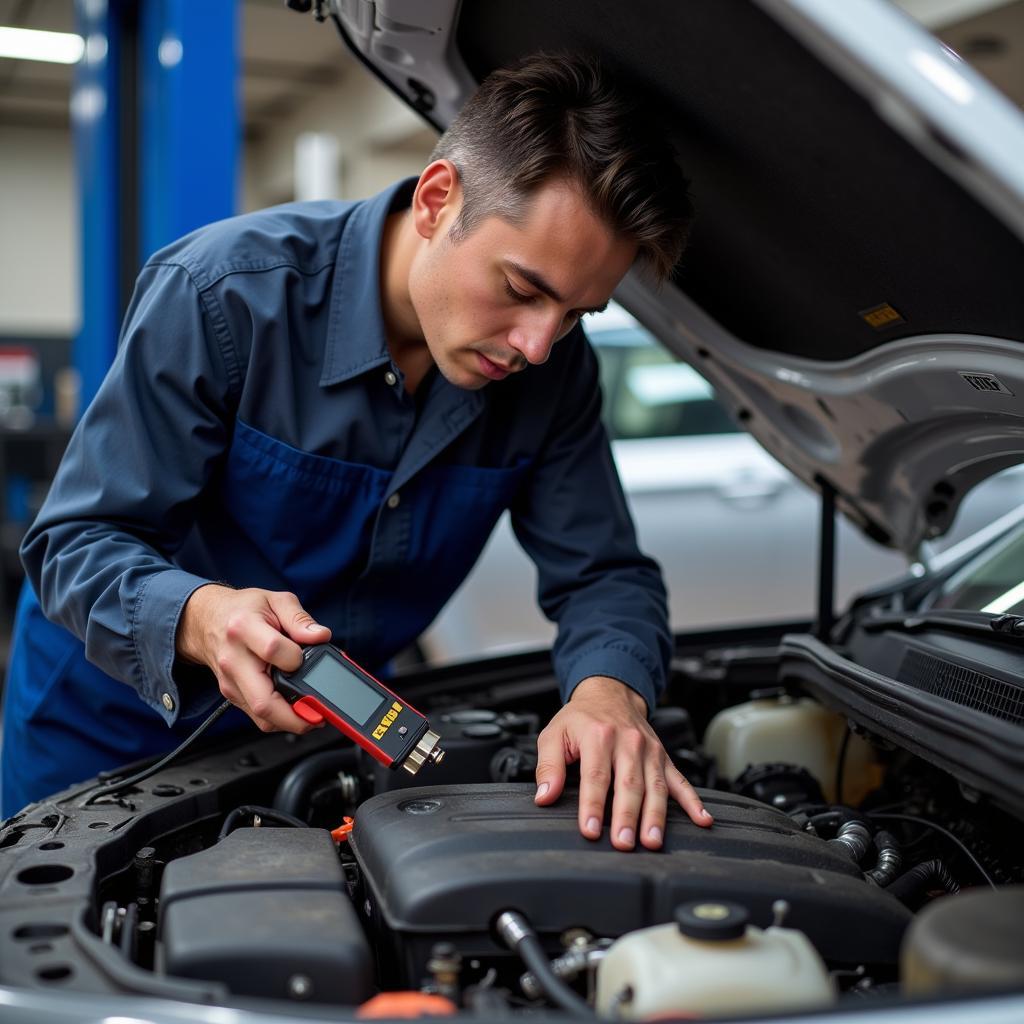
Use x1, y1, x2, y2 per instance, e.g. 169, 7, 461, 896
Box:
504, 280, 534, 303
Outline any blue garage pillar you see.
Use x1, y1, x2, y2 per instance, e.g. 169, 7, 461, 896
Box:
139, 0, 239, 262
72, 0, 239, 410
72, 0, 130, 410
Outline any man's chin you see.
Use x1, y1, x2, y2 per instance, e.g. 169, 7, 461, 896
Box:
435, 359, 489, 391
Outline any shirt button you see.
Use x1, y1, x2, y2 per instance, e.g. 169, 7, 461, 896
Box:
384, 370, 398, 387
386, 493, 401, 510
162, 693, 175, 712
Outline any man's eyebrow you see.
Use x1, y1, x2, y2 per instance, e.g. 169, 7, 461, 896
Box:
505, 261, 608, 315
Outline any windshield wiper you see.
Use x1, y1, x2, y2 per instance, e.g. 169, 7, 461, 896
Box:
860, 609, 1024, 645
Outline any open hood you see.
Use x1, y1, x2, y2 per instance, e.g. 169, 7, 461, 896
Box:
330, 0, 1024, 554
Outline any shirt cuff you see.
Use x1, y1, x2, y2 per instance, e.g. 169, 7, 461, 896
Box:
132, 569, 217, 724
562, 647, 659, 716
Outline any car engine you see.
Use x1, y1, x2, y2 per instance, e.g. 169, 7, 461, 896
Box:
2, 637, 1023, 1019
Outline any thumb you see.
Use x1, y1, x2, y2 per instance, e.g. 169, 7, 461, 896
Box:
535, 721, 568, 805
267, 591, 332, 645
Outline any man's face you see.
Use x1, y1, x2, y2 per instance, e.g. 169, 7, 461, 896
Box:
408, 175, 637, 389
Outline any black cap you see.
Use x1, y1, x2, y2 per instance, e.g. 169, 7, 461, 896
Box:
675, 901, 749, 941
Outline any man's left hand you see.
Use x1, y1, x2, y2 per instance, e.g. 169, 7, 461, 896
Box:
534, 675, 713, 849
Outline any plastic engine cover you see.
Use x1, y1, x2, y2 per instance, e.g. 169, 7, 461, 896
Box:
160, 827, 373, 1003
349, 784, 911, 986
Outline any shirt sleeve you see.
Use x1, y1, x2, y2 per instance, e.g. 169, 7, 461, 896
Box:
20, 260, 239, 724
508, 330, 671, 714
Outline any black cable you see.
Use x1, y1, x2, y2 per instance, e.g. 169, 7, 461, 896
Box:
84, 699, 233, 806
217, 805, 308, 841
866, 812, 997, 890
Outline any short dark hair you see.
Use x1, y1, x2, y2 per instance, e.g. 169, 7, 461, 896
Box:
430, 53, 693, 282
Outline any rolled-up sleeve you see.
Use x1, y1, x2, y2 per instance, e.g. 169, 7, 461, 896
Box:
20, 260, 238, 722
509, 332, 671, 713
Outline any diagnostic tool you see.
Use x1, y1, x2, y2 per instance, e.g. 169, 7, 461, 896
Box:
272, 644, 444, 775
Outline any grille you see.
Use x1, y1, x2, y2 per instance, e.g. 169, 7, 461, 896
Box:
958, 371, 1012, 395
898, 648, 1024, 725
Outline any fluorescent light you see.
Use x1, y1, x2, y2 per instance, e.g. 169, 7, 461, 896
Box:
0, 26, 85, 64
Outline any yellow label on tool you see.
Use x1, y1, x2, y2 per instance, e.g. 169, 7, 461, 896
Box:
372, 704, 403, 740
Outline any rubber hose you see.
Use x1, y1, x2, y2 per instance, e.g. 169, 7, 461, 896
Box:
886, 859, 960, 910
496, 911, 594, 1018
272, 748, 358, 818
516, 932, 595, 1017
828, 819, 872, 864
865, 829, 902, 886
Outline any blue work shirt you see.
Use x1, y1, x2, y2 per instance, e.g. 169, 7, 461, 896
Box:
0, 178, 670, 817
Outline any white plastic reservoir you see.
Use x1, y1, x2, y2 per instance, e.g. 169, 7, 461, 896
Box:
595, 901, 835, 1019
703, 694, 877, 803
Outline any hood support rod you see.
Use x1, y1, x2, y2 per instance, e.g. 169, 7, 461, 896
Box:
816, 476, 836, 641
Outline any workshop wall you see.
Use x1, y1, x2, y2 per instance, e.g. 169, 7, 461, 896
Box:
0, 125, 78, 337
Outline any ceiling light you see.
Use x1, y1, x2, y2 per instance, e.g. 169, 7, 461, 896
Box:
0, 26, 85, 64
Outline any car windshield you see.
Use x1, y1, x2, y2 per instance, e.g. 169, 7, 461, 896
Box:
928, 521, 1024, 613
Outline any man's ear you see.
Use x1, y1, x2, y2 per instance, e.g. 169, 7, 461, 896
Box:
411, 160, 461, 241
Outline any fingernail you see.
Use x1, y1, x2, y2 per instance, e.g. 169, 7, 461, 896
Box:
586, 816, 601, 835
535, 783, 549, 800
701, 809, 713, 822
618, 827, 634, 846
648, 826, 662, 843
306, 622, 323, 632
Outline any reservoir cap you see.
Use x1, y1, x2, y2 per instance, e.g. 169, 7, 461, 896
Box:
676, 901, 749, 941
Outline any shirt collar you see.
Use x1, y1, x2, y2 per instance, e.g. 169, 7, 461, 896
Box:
320, 176, 418, 387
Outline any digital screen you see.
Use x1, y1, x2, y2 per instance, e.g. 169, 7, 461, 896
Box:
304, 655, 384, 726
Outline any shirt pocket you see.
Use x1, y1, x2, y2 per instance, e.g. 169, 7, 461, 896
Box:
220, 420, 391, 594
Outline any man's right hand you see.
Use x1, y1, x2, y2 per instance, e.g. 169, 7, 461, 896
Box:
177, 584, 332, 733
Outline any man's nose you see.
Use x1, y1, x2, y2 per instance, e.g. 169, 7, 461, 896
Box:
508, 314, 564, 366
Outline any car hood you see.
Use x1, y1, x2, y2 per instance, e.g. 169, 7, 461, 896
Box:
331, 0, 1024, 554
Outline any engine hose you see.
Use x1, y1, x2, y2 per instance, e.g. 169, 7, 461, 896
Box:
272, 748, 359, 819
865, 830, 902, 886
886, 859, 960, 911
827, 819, 872, 864
495, 911, 595, 1018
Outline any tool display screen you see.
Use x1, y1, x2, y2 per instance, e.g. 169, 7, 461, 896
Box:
304, 655, 384, 726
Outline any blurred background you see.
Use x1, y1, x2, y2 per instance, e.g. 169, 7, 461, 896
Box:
0, 0, 1022, 672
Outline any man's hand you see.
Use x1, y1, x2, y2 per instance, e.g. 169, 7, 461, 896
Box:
534, 675, 713, 849
177, 584, 332, 734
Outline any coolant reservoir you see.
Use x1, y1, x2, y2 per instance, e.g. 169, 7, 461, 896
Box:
703, 693, 877, 803
595, 901, 835, 1020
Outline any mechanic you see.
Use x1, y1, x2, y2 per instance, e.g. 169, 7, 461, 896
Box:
1, 54, 713, 847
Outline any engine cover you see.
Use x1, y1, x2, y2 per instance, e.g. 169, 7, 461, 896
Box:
349, 784, 911, 986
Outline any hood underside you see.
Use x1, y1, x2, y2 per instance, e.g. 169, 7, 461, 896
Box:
332, 0, 1024, 552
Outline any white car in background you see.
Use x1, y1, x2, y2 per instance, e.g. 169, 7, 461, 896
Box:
423, 304, 1024, 663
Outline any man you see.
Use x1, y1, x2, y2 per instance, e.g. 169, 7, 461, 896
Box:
1, 54, 713, 848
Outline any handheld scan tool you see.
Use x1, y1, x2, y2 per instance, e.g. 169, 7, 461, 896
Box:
272, 644, 444, 775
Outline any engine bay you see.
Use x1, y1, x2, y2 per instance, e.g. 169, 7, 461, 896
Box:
2, 626, 1023, 1019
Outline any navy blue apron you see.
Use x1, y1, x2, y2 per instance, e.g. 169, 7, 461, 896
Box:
1, 420, 529, 816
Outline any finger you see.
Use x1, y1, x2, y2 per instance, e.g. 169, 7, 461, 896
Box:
226, 610, 305, 674
639, 753, 670, 850
266, 590, 332, 647
577, 725, 614, 840
227, 650, 315, 734
668, 766, 713, 827
609, 729, 646, 850
534, 723, 568, 804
